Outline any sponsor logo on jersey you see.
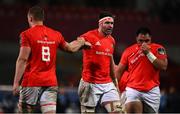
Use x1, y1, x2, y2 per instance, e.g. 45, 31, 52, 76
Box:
96, 51, 112, 56
95, 41, 101, 46
105, 48, 110, 52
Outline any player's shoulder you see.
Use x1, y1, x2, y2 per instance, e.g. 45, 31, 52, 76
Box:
83, 29, 97, 35
122, 44, 137, 54
151, 43, 167, 54
126, 44, 137, 51
20, 27, 31, 36
45, 26, 62, 34
81, 29, 97, 40
108, 35, 115, 43
21, 25, 40, 35
151, 43, 165, 49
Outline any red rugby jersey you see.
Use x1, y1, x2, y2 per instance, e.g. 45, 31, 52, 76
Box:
81, 29, 115, 84
120, 43, 167, 91
20, 25, 66, 87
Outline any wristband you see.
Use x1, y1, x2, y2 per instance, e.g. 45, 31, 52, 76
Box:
146, 52, 157, 63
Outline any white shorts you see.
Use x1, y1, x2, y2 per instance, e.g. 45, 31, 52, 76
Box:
78, 79, 120, 107
19, 86, 58, 105
125, 86, 160, 113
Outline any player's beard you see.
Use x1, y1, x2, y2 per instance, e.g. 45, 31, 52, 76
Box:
104, 28, 113, 36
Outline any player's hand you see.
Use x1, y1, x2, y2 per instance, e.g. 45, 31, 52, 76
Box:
83, 41, 92, 49
13, 83, 20, 96
77, 36, 92, 49
141, 42, 151, 55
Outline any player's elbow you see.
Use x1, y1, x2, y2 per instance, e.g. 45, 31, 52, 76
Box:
155, 59, 168, 70
158, 63, 168, 71
161, 60, 168, 70
17, 57, 28, 64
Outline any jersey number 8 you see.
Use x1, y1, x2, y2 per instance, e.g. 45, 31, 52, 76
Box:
42, 46, 50, 62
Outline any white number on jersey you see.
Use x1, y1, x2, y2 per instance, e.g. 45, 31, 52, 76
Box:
42, 46, 50, 62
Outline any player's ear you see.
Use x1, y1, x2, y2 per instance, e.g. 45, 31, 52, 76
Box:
98, 21, 102, 27
136, 36, 138, 42
30, 16, 33, 22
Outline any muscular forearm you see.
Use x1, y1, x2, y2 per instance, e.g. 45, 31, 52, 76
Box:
146, 51, 168, 70
110, 71, 118, 87
153, 58, 168, 70
115, 63, 126, 80
68, 40, 85, 52
115, 69, 123, 80
64, 38, 85, 53
110, 68, 116, 83
14, 58, 27, 84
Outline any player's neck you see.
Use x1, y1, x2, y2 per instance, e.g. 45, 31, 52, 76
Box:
98, 28, 108, 37
31, 21, 43, 27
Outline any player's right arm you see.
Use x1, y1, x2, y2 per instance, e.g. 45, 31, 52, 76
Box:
115, 50, 128, 81
115, 63, 127, 81
13, 47, 31, 96
141, 43, 168, 70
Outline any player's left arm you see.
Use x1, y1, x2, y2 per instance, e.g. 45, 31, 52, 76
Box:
152, 58, 168, 70
13, 47, 31, 95
141, 43, 168, 70
63, 37, 91, 52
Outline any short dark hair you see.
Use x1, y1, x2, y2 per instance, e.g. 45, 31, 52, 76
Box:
136, 27, 151, 36
28, 6, 44, 21
98, 11, 115, 20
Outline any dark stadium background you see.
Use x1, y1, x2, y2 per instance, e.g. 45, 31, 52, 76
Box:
0, 0, 180, 113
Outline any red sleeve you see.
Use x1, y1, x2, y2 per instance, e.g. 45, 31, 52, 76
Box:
80, 32, 89, 41
20, 32, 30, 47
153, 45, 167, 59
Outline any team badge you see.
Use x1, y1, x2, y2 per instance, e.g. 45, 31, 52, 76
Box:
157, 48, 166, 55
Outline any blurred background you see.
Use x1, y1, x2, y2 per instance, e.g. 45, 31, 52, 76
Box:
0, 0, 180, 113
